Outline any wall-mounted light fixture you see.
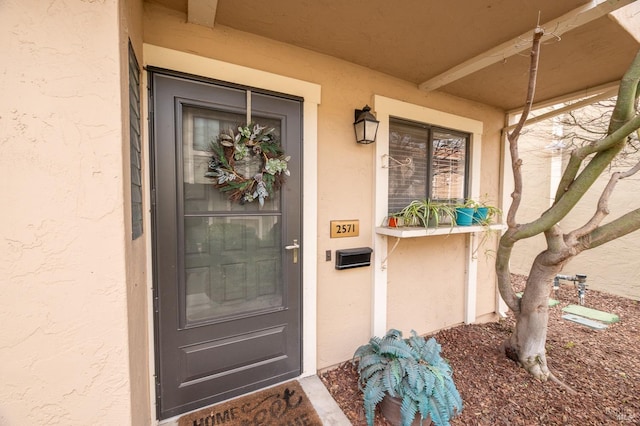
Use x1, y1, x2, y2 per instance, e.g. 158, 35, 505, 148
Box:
353, 105, 379, 144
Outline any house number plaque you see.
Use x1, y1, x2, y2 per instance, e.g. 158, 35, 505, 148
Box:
330, 220, 359, 238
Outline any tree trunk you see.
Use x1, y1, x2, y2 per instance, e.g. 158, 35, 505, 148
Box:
496, 34, 640, 385
504, 254, 564, 380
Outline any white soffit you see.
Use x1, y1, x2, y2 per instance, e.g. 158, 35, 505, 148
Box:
187, 0, 218, 28
419, 0, 636, 92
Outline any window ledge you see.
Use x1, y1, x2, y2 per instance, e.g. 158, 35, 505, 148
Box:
375, 223, 505, 238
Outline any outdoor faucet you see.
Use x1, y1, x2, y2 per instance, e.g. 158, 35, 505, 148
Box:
554, 274, 588, 305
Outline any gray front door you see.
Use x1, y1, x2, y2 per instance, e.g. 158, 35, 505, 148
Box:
150, 71, 302, 420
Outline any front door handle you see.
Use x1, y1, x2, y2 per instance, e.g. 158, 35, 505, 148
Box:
285, 239, 300, 264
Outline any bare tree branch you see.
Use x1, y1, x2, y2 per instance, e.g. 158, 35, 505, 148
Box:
610, 50, 640, 134
571, 115, 640, 160
566, 159, 640, 244
553, 153, 583, 204
579, 207, 640, 250
497, 27, 545, 313
500, 33, 640, 243
501, 50, 640, 314
514, 127, 640, 242
553, 115, 640, 204
505, 28, 544, 229
497, 233, 520, 313
554, 50, 640, 203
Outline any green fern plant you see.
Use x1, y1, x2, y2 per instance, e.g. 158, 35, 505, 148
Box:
398, 199, 456, 228
353, 329, 463, 426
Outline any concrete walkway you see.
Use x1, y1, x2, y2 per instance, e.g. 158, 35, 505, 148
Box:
299, 375, 351, 425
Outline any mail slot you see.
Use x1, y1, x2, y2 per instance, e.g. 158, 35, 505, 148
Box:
335, 247, 373, 270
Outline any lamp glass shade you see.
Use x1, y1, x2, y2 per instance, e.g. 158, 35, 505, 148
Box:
354, 106, 379, 144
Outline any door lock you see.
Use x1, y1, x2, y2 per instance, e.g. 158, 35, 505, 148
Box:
285, 239, 300, 264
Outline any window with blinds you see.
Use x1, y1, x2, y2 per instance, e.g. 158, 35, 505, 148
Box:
388, 117, 469, 213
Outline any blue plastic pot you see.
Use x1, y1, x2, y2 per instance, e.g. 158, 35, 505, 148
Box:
455, 207, 474, 226
473, 207, 488, 224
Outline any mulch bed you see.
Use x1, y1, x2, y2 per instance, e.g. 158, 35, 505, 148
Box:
320, 274, 640, 425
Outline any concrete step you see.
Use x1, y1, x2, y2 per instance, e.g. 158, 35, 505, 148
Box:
562, 304, 619, 324
562, 313, 608, 330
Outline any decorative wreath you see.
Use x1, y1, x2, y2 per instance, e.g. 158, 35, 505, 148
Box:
204, 123, 290, 206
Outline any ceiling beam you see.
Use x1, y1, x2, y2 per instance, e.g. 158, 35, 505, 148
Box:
610, 0, 640, 43
419, 0, 635, 92
187, 0, 219, 28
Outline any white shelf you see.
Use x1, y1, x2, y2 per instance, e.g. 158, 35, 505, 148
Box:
375, 223, 505, 238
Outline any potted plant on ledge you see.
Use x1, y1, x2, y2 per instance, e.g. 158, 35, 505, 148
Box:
471, 200, 501, 225
398, 199, 456, 228
353, 329, 463, 426
454, 200, 475, 226
455, 198, 501, 226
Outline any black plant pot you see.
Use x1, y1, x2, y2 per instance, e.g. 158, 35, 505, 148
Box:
380, 395, 431, 426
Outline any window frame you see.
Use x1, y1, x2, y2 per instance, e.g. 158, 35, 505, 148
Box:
387, 116, 471, 212
373, 95, 484, 232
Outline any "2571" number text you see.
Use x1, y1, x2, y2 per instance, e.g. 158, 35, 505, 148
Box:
330, 220, 359, 238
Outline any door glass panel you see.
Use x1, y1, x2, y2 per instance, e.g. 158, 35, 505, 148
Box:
184, 216, 283, 324
181, 105, 285, 325
182, 106, 281, 213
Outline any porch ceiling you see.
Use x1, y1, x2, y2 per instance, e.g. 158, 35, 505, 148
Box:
148, 0, 640, 111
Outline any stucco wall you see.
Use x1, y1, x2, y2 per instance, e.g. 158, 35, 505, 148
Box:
387, 236, 466, 332
120, 0, 152, 425
476, 116, 504, 318
0, 1, 134, 425
143, 3, 505, 370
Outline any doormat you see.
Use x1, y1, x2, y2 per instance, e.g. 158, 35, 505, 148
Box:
178, 380, 323, 426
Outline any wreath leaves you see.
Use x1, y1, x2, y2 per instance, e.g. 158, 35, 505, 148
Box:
204, 123, 290, 206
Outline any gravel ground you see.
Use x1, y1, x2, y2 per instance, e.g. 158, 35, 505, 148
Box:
320, 274, 640, 425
